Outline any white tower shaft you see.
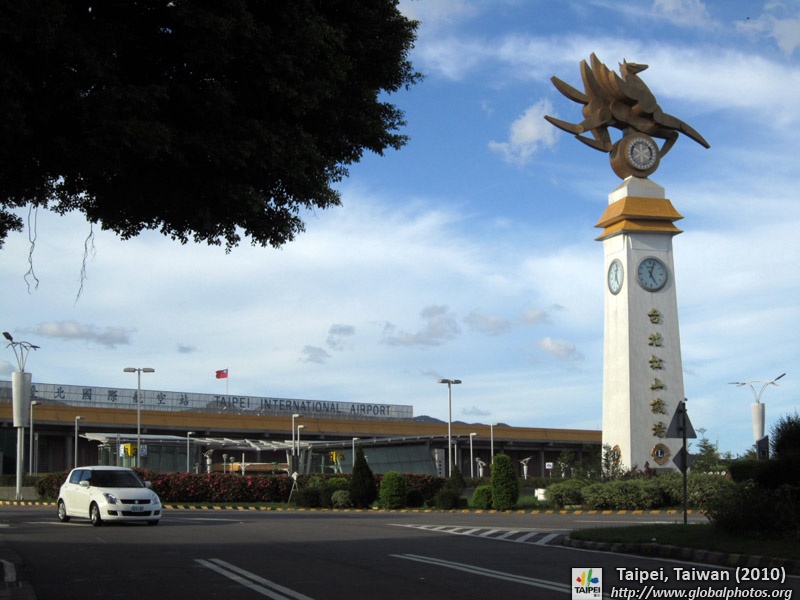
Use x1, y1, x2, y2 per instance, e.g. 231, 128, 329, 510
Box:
597, 177, 686, 471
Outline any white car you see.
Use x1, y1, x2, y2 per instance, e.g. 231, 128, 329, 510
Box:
57, 466, 162, 526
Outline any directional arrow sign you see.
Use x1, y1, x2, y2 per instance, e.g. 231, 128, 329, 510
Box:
665, 402, 696, 439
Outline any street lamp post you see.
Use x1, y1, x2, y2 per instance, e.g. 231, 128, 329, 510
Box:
490, 422, 498, 461
74, 416, 84, 468
291, 414, 301, 472
437, 379, 462, 477
29, 401, 40, 475
469, 433, 477, 477
186, 431, 195, 473
296, 425, 305, 474
352, 437, 359, 472
729, 373, 786, 453
4, 331, 39, 500
123, 367, 155, 467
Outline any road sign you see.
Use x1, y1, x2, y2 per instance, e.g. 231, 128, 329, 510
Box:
665, 402, 696, 439
672, 447, 695, 473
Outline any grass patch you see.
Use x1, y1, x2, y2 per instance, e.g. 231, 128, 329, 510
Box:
570, 524, 800, 560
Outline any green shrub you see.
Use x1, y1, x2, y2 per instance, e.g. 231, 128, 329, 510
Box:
434, 488, 465, 510
406, 474, 445, 504
490, 454, 519, 510
728, 460, 763, 483
772, 411, 800, 459
471, 485, 493, 509
331, 490, 352, 509
545, 479, 585, 508
686, 474, 735, 510
730, 456, 800, 490
582, 480, 660, 510
444, 465, 466, 494
36, 471, 68, 499
379, 471, 407, 509
705, 481, 800, 540
328, 477, 349, 493
349, 446, 377, 508
406, 488, 425, 508
292, 486, 323, 508
516, 495, 543, 510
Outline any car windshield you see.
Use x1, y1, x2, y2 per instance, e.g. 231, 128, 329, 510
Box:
90, 470, 145, 488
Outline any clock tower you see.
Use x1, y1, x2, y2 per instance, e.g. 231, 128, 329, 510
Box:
544, 53, 709, 472
596, 176, 685, 470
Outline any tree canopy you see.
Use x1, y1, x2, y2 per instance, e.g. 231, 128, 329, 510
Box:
0, 0, 420, 250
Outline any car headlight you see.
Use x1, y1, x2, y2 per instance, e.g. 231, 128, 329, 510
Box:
103, 492, 119, 504
151, 493, 161, 506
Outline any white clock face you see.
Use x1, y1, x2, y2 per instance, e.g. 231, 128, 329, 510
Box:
636, 257, 668, 291
607, 259, 623, 294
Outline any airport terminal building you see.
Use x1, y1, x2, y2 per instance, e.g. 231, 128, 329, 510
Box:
0, 380, 601, 477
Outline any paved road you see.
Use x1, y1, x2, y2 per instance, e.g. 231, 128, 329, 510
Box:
0, 506, 796, 599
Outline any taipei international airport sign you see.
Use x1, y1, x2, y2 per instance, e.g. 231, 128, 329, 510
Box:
7, 381, 414, 421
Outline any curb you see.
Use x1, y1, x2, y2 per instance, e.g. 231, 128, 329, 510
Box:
1, 501, 697, 515
563, 537, 800, 576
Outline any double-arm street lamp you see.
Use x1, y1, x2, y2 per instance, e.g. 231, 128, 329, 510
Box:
437, 379, 461, 477
123, 367, 155, 467
729, 373, 786, 449
4, 331, 40, 500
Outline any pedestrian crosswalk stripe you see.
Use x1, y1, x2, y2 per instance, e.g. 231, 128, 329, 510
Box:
389, 523, 567, 546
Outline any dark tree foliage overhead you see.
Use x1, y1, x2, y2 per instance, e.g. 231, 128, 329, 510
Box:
0, 0, 420, 250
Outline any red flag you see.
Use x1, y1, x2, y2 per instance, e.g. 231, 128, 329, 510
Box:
215, 369, 228, 379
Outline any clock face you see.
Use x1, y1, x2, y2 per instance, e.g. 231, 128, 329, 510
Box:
607, 259, 624, 295
636, 257, 668, 291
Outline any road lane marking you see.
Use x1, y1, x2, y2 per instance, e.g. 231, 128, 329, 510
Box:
196, 558, 314, 600
392, 554, 568, 593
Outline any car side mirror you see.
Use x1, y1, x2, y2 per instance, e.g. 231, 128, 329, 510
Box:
79, 480, 90, 488
144, 482, 152, 489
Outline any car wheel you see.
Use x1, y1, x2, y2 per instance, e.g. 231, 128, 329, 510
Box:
57, 500, 70, 523
90, 503, 103, 527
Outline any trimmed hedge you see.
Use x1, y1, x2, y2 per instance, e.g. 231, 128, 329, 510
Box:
582, 479, 660, 510
490, 454, 519, 510
471, 485, 493, 509
545, 479, 586, 508
545, 474, 736, 511
378, 471, 407, 509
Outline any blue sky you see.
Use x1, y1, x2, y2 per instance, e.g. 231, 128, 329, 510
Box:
1, 0, 798, 458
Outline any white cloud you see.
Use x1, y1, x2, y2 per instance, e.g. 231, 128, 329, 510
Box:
382, 305, 462, 347
29, 320, 133, 349
463, 310, 512, 336
326, 324, 356, 351
521, 308, 553, 326
489, 99, 558, 166
736, 1, 800, 56
538, 337, 584, 361
301, 346, 331, 364
653, 0, 713, 27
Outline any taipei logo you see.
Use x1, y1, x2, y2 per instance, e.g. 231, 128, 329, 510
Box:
572, 568, 602, 599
